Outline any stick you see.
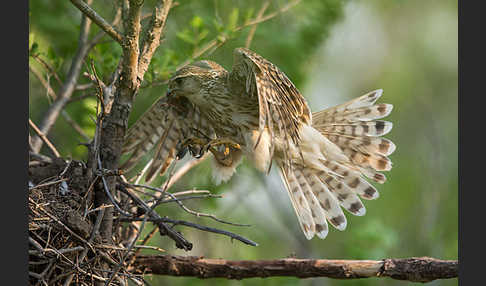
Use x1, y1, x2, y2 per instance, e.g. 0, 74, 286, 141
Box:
29, 119, 61, 158
132, 255, 458, 282
69, 0, 123, 44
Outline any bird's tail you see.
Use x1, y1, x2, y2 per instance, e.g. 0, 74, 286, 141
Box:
277, 89, 395, 239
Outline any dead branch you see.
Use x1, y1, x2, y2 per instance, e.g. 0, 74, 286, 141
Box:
132, 255, 458, 283
29, 119, 61, 158
123, 217, 258, 247
129, 183, 250, 227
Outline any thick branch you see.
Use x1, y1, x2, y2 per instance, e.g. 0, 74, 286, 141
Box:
95, 0, 143, 246
132, 255, 457, 282
138, 0, 173, 80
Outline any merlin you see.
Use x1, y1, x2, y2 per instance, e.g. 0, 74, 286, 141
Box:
122, 48, 395, 240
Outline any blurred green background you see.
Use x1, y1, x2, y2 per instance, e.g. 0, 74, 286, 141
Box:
29, 0, 457, 285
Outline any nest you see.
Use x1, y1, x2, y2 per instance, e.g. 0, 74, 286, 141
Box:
28, 157, 141, 285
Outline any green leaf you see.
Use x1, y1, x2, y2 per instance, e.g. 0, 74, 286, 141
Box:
190, 16, 204, 29
212, 18, 224, 33
30, 42, 39, 56
244, 7, 255, 24
176, 29, 196, 44
197, 29, 210, 42
29, 33, 35, 51
47, 46, 57, 60
227, 8, 239, 31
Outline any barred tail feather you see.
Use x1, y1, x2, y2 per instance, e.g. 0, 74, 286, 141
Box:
312, 89, 395, 183
279, 164, 316, 240
279, 89, 395, 239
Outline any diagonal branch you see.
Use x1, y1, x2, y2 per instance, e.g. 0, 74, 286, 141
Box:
29, 119, 61, 158
132, 255, 458, 282
124, 217, 258, 247
245, 0, 271, 49
69, 0, 123, 44
31, 0, 94, 153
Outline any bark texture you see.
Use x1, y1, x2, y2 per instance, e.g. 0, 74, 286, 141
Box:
132, 255, 458, 282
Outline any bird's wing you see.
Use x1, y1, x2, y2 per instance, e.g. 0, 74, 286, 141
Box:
121, 96, 214, 183
230, 48, 312, 167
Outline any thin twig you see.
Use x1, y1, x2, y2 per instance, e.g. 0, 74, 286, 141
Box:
61, 110, 91, 141
29, 64, 57, 100
163, 0, 302, 83
117, 183, 193, 250
29, 197, 95, 253
124, 217, 258, 247
29, 178, 67, 190
62, 207, 106, 286
245, 0, 271, 48
237, 0, 302, 31
32, 0, 94, 152
130, 183, 250, 227
69, 0, 123, 44
159, 154, 209, 190
97, 154, 133, 217
30, 62, 91, 141
30, 53, 63, 85
29, 119, 61, 158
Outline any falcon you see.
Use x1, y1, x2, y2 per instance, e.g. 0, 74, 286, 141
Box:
121, 47, 396, 240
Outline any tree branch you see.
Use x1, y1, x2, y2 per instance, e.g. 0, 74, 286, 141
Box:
245, 0, 271, 49
138, 0, 173, 81
29, 119, 61, 158
31, 0, 94, 153
69, 0, 123, 44
132, 255, 458, 282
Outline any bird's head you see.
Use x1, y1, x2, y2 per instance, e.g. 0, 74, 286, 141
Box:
166, 60, 227, 106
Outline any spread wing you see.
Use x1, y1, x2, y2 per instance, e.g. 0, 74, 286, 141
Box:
121, 96, 215, 183
230, 48, 312, 166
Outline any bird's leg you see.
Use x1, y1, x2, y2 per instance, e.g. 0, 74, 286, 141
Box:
205, 138, 241, 166
176, 137, 210, 160
206, 138, 241, 155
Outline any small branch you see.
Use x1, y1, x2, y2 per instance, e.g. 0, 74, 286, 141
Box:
236, 0, 302, 32
30, 63, 90, 141
70, 0, 123, 44
30, 53, 63, 85
245, 0, 271, 49
61, 110, 91, 141
124, 217, 258, 247
130, 183, 250, 227
132, 256, 458, 282
29, 119, 61, 158
138, 0, 173, 80
117, 183, 193, 251
32, 0, 94, 153
174, 0, 302, 73
160, 154, 209, 190
29, 64, 57, 100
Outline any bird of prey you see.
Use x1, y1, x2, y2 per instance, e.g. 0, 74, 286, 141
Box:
121, 47, 395, 240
